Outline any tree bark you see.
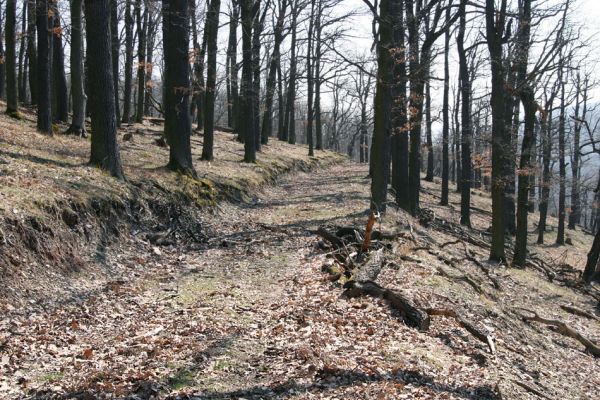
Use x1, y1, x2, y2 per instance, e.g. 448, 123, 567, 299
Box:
66, 0, 87, 136
162, 0, 196, 176
241, 0, 256, 162
135, 0, 148, 123
457, 0, 471, 227
201, 0, 221, 161
556, 66, 566, 245
26, 0, 36, 104
440, 5, 450, 206
370, 0, 393, 211
36, 0, 53, 134
85, 0, 124, 179
122, 0, 134, 123
52, 5, 69, 123
110, 0, 121, 126
5, 0, 18, 115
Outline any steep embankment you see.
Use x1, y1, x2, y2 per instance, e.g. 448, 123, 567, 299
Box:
0, 105, 343, 306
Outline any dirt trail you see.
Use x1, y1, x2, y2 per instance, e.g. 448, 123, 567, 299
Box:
1, 162, 373, 399
2, 161, 599, 400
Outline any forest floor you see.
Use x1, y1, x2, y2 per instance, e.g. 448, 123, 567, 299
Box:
1, 110, 599, 399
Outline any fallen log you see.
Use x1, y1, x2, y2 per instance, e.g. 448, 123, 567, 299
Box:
426, 308, 496, 354
512, 380, 553, 400
518, 308, 600, 357
343, 280, 430, 331
317, 227, 345, 249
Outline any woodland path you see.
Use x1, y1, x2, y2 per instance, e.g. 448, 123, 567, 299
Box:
2, 162, 392, 399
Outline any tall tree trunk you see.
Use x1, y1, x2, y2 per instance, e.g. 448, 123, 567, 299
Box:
26, 0, 36, 104
569, 74, 586, 230
225, 0, 239, 130
111, 0, 121, 126
0, 13, 5, 100
52, 6, 69, 123
144, 10, 157, 116
282, 2, 298, 144
241, 0, 256, 162
457, 0, 471, 226
370, 0, 393, 211
122, 0, 134, 123
5, 0, 18, 115
260, 0, 286, 144
85, 0, 124, 179
454, 85, 461, 191
66, 0, 87, 136
391, 0, 408, 211
162, 0, 196, 176
201, 0, 221, 161
424, 77, 434, 181
18, 0, 27, 104
440, 4, 450, 206
305, 0, 315, 156
556, 67, 566, 245
251, 0, 263, 152
135, 0, 148, 123
36, 0, 53, 134
486, 0, 510, 262
314, 0, 323, 150
277, 62, 284, 139
537, 106, 553, 244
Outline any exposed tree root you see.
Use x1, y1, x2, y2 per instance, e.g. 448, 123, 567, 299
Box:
425, 307, 496, 354
560, 304, 599, 321
517, 308, 600, 357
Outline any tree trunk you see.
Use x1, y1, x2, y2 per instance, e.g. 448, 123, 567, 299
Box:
5, 0, 18, 115
201, 0, 221, 161
26, 0, 36, 104
569, 74, 586, 230
314, 1, 323, 151
251, 0, 263, 152
282, 2, 298, 144
144, 10, 157, 117
225, 0, 239, 130
556, 69, 566, 245
17, 0, 27, 104
486, 0, 509, 262
162, 0, 196, 176
0, 13, 5, 100
85, 0, 124, 179
241, 0, 256, 162
260, 0, 286, 144
66, 0, 87, 136
52, 6, 69, 123
370, 0, 393, 212
305, 0, 315, 157
424, 77, 434, 181
440, 5, 450, 206
457, 0, 471, 227
122, 0, 134, 123
110, 0, 121, 126
537, 107, 553, 244
135, 0, 148, 123
583, 211, 600, 283
36, 0, 53, 134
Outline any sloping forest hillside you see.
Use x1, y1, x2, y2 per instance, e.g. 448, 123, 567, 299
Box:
1, 0, 600, 399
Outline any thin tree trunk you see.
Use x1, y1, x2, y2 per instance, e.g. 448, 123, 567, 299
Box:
66, 0, 87, 136
144, 11, 157, 116
52, 6, 69, 123
241, 0, 256, 162
111, 0, 121, 126
201, 0, 221, 161
135, 0, 148, 123
537, 107, 553, 244
556, 69, 566, 245
5, 0, 18, 115
440, 4, 450, 206
122, 0, 134, 123
18, 0, 27, 103
26, 0, 36, 104
305, 0, 315, 156
36, 0, 53, 134
457, 0, 471, 226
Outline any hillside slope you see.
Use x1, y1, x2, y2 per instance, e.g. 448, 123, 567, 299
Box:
0, 105, 343, 306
